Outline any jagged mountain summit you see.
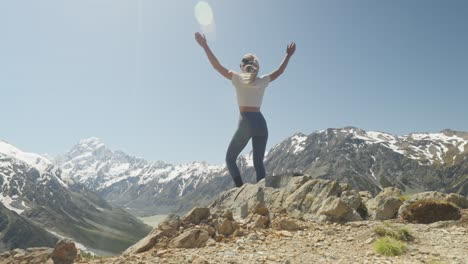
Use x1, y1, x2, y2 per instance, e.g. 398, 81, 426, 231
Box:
0, 140, 151, 254
55, 127, 468, 216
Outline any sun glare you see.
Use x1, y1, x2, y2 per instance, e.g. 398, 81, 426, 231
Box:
195, 1, 214, 26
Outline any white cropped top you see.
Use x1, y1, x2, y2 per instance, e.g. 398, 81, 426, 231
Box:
231, 71, 270, 107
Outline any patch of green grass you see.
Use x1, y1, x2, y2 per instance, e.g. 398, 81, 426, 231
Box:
374, 225, 414, 242
374, 237, 406, 256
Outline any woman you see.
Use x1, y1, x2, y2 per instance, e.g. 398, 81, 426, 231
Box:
195, 32, 296, 187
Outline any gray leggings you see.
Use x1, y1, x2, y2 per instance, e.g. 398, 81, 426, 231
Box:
225, 111, 268, 187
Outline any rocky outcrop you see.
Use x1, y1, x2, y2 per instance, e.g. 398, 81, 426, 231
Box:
209, 176, 363, 223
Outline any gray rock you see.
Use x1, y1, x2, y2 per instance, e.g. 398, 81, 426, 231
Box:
169, 228, 209, 248
317, 196, 360, 222
183, 207, 210, 225
341, 190, 362, 210
239, 202, 249, 219
214, 218, 239, 236
366, 189, 403, 220
318, 197, 352, 218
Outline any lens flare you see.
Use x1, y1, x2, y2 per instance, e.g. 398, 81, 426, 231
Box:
195, 1, 214, 26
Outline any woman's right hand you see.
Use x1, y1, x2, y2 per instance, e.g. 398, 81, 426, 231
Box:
195, 32, 208, 48
286, 42, 296, 57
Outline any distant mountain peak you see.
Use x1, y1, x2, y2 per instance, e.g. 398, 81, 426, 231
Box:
65, 137, 108, 157
78, 137, 105, 149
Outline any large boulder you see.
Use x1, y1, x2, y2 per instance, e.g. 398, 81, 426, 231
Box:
400, 200, 462, 224
51, 239, 77, 264
366, 187, 403, 220
398, 191, 468, 218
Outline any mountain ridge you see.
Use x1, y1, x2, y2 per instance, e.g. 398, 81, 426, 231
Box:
52, 127, 467, 216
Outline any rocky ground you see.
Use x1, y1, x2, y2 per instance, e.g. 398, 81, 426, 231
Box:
77, 210, 468, 264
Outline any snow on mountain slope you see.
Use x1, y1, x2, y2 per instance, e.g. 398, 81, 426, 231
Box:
0, 140, 54, 174
342, 128, 468, 165
0, 140, 69, 196
269, 128, 468, 166
56, 138, 225, 196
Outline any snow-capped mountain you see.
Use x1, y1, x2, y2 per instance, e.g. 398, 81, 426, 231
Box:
0, 140, 150, 254
55, 137, 226, 215
265, 127, 468, 195
56, 127, 468, 217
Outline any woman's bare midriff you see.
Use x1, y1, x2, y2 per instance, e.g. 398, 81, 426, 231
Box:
239, 106, 260, 112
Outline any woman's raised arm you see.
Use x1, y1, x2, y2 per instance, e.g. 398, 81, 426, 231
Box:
195, 32, 233, 80
268, 42, 296, 82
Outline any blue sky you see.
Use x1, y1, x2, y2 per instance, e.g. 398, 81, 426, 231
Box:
1, 0, 467, 164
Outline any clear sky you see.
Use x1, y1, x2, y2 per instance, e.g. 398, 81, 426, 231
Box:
1, 0, 467, 164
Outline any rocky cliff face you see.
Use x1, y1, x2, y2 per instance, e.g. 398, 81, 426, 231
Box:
56, 128, 468, 216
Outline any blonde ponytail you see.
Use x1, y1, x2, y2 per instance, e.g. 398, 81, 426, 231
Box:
242, 54, 260, 84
